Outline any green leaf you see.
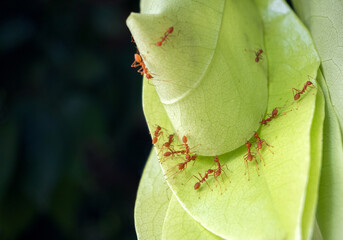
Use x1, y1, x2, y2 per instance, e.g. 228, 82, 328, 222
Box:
314, 70, 343, 238
127, 0, 268, 155
290, 2, 343, 238
131, 0, 325, 239
134, 150, 172, 240
162, 195, 222, 240
291, 0, 343, 135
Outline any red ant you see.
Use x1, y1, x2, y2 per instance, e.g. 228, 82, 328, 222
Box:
180, 135, 199, 155
260, 107, 289, 125
165, 153, 197, 179
243, 141, 259, 181
254, 49, 263, 62
152, 125, 163, 145
163, 149, 185, 157
245, 48, 263, 62
213, 156, 230, 183
159, 134, 175, 154
253, 132, 273, 165
131, 53, 154, 80
260, 108, 278, 125
192, 169, 214, 191
292, 80, 313, 100
213, 156, 230, 193
155, 27, 174, 46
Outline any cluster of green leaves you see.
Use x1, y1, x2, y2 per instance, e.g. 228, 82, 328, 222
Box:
128, 0, 343, 239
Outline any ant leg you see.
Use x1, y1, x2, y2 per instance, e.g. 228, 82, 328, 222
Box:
253, 156, 260, 176
184, 175, 201, 186
292, 88, 301, 97
256, 148, 266, 166
244, 158, 250, 181
213, 175, 222, 194
221, 166, 231, 183
262, 140, 274, 154
220, 174, 228, 190
204, 179, 213, 191
165, 187, 170, 201
277, 109, 292, 117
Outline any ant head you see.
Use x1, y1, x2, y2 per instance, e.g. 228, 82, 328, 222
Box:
146, 74, 153, 79
194, 182, 200, 190
261, 119, 267, 124
134, 53, 141, 62
306, 81, 312, 86
246, 141, 251, 148
182, 136, 187, 144
214, 156, 219, 162
254, 132, 258, 138
156, 126, 161, 131
155, 41, 162, 47
191, 154, 197, 160
208, 169, 214, 174
178, 163, 185, 170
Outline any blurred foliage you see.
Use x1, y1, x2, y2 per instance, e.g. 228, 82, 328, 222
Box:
0, 0, 150, 239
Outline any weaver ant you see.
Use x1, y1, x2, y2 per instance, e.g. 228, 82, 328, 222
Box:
192, 169, 214, 191
260, 107, 289, 125
159, 134, 175, 155
253, 132, 273, 165
131, 53, 154, 80
151, 125, 163, 145
155, 26, 175, 46
213, 156, 230, 183
245, 48, 264, 62
163, 149, 185, 157
292, 80, 313, 101
165, 153, 197, 179
243, 141, 259, 181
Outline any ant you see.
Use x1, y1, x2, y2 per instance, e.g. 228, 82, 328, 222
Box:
163, 149, 185, 157
253, 132, 273, 165
243, 141, 259, 181
155, 26, 174, 46
260, 107, 289, 125
260, 108, 278, 125
180, 135, 199, 155
159, 134, 175, 154
292, 80, 313, 101
213, 156, 230, 193
152, 125, 163, 145
131, 53, 154, 80
165, 153, 197, 179
213, 156, 230, 183
192, 169, 214, 191
245, 48, 264, 62
254, 49, 263, 62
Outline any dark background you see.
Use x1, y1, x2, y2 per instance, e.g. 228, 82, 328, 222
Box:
0, 0, 149, 239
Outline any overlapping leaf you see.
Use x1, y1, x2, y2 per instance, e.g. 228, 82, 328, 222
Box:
131, 0, 326, 239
